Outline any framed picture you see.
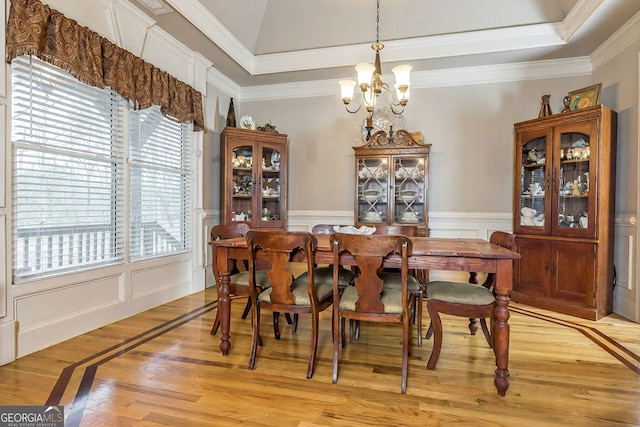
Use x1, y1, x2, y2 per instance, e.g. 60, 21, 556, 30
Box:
568, 83, 601, 110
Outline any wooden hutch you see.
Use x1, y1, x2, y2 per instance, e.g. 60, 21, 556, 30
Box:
512, 105, 617, 320
220, 127, 287, 228
353, 130, 430, 233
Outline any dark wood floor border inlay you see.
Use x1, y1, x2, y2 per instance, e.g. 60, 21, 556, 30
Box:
48, 299, 220, 427
49, 298, 640, 427
510, 305, 640, 374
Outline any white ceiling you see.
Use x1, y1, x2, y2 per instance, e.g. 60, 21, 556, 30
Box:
130, 0, 640, 88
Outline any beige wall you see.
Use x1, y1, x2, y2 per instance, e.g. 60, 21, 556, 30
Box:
232, 77, 591, 215
594, 38, 639, 215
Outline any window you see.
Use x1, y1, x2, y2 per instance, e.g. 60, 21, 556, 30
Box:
11, 56, 192, 282
129, 107, 192, 260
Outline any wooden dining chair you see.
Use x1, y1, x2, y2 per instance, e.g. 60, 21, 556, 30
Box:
209, 223, 270, 335
308, 224, 355, 289
374, 224, 427, 347
425, 231, 516, 369
330, 233, 414, 394
246, 230, 333, 379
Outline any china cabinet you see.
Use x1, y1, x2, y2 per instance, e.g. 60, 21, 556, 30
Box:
353, 130, 430, 231
220, 127, 287, 228
512, 105, 617, 320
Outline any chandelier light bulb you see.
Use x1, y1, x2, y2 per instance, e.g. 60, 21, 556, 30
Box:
392, 64, 412, 88
339, 80, 356, 104
355, 63, 375, 91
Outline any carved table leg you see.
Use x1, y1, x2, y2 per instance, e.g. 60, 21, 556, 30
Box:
492, 259, 512, 396
217, 246, 232, 356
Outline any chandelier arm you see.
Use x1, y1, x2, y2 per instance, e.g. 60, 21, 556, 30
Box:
381, 83, 403, 107
389, 104, 405, 115
345, 102, 363, 114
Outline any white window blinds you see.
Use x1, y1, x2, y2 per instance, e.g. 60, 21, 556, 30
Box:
129, 107, 192, 260
11, 55, 192, 281
11, 56, 126, 281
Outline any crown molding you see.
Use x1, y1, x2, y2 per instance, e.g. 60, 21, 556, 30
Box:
562, 0, 603, 41
238, 58, 592, 102
253, 23, 566, 75
591, 10, 640, 72
162, 0, 583, 76
206, 67, 241, 100
165, 0, 255, 73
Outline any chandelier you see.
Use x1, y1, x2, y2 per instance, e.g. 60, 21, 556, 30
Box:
339, 0, 412, 125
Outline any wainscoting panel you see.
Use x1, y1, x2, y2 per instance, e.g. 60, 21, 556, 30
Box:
613, 215, 638, 322
0, 214, 5, 319
15, 274, 125, 357
130, 259, 192, 299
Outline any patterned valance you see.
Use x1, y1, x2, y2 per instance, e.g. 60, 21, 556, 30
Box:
6, 0, 205, 131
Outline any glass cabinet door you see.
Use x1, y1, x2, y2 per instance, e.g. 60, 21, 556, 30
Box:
259, 145, 283, 226
554, 123, 596, 237
517, 131, 550, 234
517, 120, 597, 238
356, 157, 388, 223
393, 156, 426, 224
230, 144, 254, 222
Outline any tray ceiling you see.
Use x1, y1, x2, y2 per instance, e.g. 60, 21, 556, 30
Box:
130, 0, 640, 87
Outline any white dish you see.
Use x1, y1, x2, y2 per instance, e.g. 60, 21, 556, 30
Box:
400, 212, 419, 221
363, 212, 382, 221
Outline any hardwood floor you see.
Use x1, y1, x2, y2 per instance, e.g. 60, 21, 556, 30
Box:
1, 287, 639, 426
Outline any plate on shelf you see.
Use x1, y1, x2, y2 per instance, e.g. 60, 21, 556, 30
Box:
400, 212, 419, 222
363, 212, 382, 222
239, 115, 256, 130
362, 189, 380, 202
398, 189, 417, 202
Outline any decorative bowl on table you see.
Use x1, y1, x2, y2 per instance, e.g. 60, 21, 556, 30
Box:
333, 225, 376, 234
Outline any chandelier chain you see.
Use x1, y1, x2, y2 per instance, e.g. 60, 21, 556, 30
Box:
376, 0, 380, 44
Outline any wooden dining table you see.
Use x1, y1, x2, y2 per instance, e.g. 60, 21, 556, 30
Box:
210, 233, 520, 396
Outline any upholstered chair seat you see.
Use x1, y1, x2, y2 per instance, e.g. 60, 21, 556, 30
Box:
258, 280, 333, 305
426, 281, 495, 305
424, 231, 516, 370
295, 266, 354, 289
